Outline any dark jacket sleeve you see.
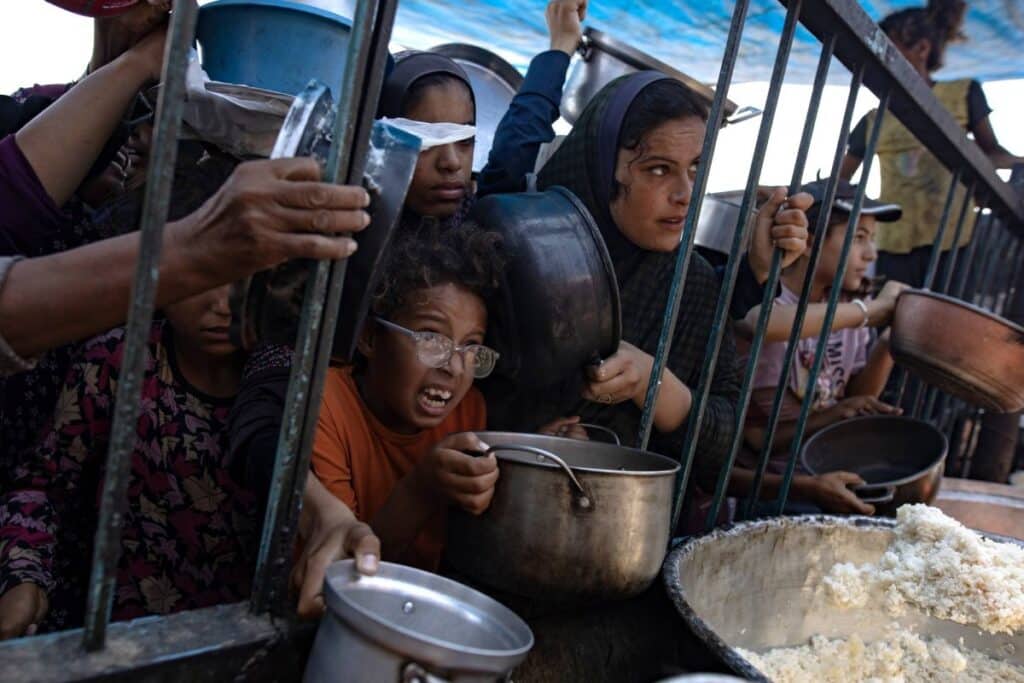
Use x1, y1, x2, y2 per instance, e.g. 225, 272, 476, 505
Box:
719, 256, 769, 320
475, 50, 570, 197
648, 258, 741, 490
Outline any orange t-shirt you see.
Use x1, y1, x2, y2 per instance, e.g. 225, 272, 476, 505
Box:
311, 367, 487, 570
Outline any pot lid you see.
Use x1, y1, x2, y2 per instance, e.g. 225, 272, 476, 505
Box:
323, 560, 533, 673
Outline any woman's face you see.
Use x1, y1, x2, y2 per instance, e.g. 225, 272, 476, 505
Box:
403, 80, 476, 219
360, 282, 486, 434
164, 284, 237, 357
817, 215, 879, 292
608, 116, 706, 253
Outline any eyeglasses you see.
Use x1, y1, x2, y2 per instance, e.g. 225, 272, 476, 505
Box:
374, 318, 500, 379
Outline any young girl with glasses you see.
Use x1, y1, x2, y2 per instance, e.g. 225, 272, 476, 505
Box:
310, 222, 506, 571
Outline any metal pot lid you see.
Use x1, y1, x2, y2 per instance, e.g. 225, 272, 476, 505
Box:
430, 43, 524, 174
323, 560, 534, 674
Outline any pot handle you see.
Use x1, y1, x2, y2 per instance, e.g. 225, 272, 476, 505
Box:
485, 444, 593, 510
401, 663, 451, 683
854, 484, 896, 505
576, 422, 621, 445
725, 105, 762, 125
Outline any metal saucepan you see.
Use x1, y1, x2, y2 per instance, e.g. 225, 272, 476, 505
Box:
430, 43, 524, 174
560, 27, 761, 126
891, 288, 1024, 412
470, 188, 621, 388
663, 516, 1024, 681
800, 415, 948, 516
445, 431, 679, 603
305, 560, 533, 683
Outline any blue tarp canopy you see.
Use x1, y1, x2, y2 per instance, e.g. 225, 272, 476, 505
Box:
392, 0, 1024, 83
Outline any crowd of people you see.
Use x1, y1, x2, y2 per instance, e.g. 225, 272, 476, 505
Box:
0, 0, 1016, 641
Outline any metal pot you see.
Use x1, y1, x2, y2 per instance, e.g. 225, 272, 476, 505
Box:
663, 516, 1024, 681
470, 188, 621, 388
430, 44, 524, 174
800, 415, 948, 516
445, 431, 680, 603
304, 560, 533, 683
891, 288, 1024, 412
560, 28, 760, 126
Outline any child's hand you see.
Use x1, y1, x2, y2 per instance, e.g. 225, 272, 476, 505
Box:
417, 433, 499, 515
0, 583, 48, 640
797, 472, 875, 515
866, 280, 910, 327
582, 341, 653, 407
749, 188, 813, 282
291, 491, 380, 620
539, 416, 590, 440
546, 0, 587, 55
830, 395, 902, 420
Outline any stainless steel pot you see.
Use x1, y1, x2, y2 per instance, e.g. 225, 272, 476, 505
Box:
445, 431, 680, 603
663, 516, 1024, 681
561, 28, 760, 126
304, 560, 533, 683
800, 415, 948, 516
430, 44, 523, 174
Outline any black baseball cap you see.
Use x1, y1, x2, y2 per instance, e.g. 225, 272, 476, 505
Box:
799, 178, 902, 224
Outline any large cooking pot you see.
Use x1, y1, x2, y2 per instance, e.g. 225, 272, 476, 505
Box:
663, 516, 1024, 681
430, 44, 524, 174
891, 288, 1024, 412
445, 431, 679, 603
561, 28, 760, 126
800, 415, 947, 516
305, 560, 533, 683
471, 188, 621, 388
196, 0, 353, 96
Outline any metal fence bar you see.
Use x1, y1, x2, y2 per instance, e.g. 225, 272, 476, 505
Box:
773, 86, 892, 514
953, 210, 989, 300
251, 0, 397, 613
82, 1, 198, 651
938, 183, 978, 295
636, 0, 752, 454
700, 4, 822, 529
742, 63, 864, 518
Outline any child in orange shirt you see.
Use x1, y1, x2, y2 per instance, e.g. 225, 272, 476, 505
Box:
311, 222, 505, 570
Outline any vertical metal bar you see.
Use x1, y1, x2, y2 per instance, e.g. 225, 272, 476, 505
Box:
894, 170, 964, 407
938, 182, 977, 294
700, 5, 822, 529
953, 210, 988, 300
636, 0, 753, 454
743, 63, 865, 519
83, 2, 198, 651
773, 86, 892, 515
251, 0, 399, 614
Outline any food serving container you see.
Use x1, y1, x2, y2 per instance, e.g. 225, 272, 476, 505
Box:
663, 516, 1024, 681
471, 188, 621, 388
430, 44, 524, 174
890, 288, 1024, 412
304, 560, 533, 683
445, 431, 679, 603
801, 415, 947, 516
196, 0, 353, 96
560, 28, 760, 126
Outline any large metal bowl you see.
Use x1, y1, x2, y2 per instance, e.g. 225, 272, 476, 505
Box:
891, 289, 1024, 412
663, 516, 1024, 681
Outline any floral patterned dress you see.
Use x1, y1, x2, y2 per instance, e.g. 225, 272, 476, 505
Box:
0, 320, 255, 631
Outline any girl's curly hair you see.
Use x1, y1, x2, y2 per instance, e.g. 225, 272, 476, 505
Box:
371, 219, 506, 320
881, 0, 968, 72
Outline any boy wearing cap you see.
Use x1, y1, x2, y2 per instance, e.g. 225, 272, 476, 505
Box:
729, 179, 909, 516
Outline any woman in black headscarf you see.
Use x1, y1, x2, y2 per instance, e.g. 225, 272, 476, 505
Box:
487, 72, 810, 494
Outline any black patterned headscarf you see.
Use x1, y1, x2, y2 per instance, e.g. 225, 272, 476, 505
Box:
536, 70, 671, 280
